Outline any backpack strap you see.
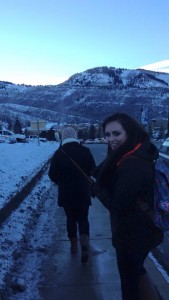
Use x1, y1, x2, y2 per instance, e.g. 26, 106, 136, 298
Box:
60, 147, 93, 185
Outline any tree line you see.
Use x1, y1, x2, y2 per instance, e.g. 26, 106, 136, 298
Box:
0, 116, 169, 142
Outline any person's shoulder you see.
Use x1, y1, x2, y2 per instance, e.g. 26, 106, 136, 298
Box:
118, 155, 143, 169
52, 147, 62, 158
80, 144, 93, 153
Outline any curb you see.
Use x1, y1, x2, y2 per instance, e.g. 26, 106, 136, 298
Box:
0, 158, 51, 227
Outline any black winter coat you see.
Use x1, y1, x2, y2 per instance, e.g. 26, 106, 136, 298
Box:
48, 142, 96, 208
95, 141, 163, 253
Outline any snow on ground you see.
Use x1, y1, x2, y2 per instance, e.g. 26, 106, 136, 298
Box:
0, 141, 59, 291
0, 141, 59, 209
0, 172, 56, 291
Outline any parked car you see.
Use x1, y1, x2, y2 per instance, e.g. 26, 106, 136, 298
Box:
94, 138, 107, 144
28, 135, 47, 142
0, 137, 6, 143
159, 138, 169, 161
0, 129, 26, 143
84, 139, 94, 144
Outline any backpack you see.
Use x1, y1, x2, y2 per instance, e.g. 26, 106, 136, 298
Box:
154, 159, 169, 231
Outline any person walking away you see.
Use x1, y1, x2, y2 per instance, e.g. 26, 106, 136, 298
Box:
93, 113, 164, 300
48, 127, 96, 263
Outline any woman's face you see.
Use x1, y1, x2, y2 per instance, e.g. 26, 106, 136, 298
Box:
104, 121, 128, 151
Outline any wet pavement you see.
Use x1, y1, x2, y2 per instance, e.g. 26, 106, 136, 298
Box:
39, 198, 121, 300
38, 196, 169, 300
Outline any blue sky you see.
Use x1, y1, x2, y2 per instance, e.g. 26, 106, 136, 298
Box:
0, 0, 169, 85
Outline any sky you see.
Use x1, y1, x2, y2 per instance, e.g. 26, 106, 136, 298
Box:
0, 0, 169, 86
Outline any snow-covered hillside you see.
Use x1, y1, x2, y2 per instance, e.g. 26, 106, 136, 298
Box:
0, 66, 169, 124
68, 67, 169, 87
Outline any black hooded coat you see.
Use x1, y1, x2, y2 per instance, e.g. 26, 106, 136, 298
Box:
95, 141, 163, 253
48, 141, 96, 208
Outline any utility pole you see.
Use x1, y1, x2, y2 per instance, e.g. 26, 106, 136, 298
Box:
37, 120, 40, 146
141, 107, 148, 132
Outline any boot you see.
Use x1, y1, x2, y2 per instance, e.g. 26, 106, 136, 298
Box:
70, 238, 77, 254
80, 234, 89, 263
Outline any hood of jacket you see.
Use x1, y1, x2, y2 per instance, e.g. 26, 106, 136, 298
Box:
96, 140, 159, 188
131, 141, 159, 162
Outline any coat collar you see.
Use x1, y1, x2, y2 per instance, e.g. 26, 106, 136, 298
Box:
62, 138, 80, 146
116, 143, 142, 166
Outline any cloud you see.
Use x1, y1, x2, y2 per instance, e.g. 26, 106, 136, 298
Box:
138, 60, 169, 73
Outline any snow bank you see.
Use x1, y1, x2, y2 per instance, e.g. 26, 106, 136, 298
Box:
0, 141, 59, 209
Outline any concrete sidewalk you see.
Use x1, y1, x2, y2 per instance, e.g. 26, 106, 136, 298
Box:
39, 198, 169, 300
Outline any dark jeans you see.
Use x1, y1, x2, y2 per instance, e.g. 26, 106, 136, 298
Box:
115, 248, 148, 300
64, 206, 89, 239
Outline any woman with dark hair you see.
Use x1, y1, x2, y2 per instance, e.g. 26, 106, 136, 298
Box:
94, 113, 163, 300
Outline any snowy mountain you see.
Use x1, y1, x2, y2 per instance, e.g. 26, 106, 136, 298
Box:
0, 66, 169, 125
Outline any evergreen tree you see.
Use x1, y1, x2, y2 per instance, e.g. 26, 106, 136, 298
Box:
77, 129, 84, 139
89, 124, 96, 140
158, 123, 164, 140
8, 119, 13, 131
148, 123, 152, 138
167, 113, 169, 137
13, 117, 22, 134
24, 128, 29, 138
84, 128, 89, 140
97, 124, 103, 138
25, 120, 31, 127
47, 128, 55, 141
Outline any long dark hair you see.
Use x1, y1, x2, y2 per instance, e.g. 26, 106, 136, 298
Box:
102, 112, 149, 150
103, 112, 149, 158
97, 112, 149, 186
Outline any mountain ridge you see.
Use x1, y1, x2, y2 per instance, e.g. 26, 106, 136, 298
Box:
0, 66, 169, 126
